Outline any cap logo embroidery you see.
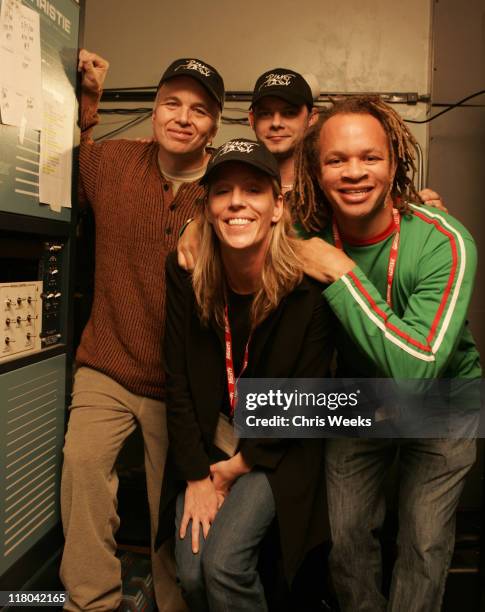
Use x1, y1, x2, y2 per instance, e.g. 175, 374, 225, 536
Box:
260, 73, 294, 89
176, 60, 212, 77
217, 140, 258, 157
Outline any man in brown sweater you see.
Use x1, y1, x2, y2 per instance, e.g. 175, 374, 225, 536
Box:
60, 50, 224, 612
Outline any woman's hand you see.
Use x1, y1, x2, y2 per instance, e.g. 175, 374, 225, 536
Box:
181, 477, 220, 553
177, 217, 202, 270
210, 453, 251, 498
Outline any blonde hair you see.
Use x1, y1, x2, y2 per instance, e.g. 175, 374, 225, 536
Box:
292, 95, 420, 232
192, 178, 303, 329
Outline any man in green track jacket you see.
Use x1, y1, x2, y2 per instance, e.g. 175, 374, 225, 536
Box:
294, 94, 481, 612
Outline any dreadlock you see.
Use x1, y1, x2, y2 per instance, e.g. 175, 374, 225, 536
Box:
291, 95, 420, 233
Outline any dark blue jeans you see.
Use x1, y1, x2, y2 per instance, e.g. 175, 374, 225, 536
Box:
325, 438, 476, 612
175, 470, 275, 612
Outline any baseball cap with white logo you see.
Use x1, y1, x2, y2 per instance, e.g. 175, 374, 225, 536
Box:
251, 68, 313, 110
201, 138, 281, 186
158, 58, 225, 110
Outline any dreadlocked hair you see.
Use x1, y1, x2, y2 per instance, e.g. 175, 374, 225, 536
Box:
291, 95, 420, 233
192, 180, 303, 330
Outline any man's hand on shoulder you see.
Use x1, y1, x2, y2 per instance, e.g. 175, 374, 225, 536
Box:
418, 188, 448, 213
78, 49, 109, 94
298, 237, 356, 284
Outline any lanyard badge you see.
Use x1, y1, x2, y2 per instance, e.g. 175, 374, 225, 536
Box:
332, 208, 401, 308
223, 305, 251, 417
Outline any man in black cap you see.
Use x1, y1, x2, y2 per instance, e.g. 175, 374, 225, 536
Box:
249, 68, 318, 193
60, 50, 224, 612
249, 68, 446, 209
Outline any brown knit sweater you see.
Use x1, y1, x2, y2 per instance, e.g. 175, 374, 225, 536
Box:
76, 91, 205, 399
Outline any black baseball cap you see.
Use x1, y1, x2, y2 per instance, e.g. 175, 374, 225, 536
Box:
251, 68, 313, 110
158, 58, 225, 110
201, 139, 281, 186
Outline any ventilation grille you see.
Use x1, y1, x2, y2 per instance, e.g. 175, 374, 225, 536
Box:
0, 355, 66, 574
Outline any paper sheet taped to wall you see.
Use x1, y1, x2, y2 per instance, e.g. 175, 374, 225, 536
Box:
0, 0, 79, 221
39, 86, 74, 210
0, 0, 43, 131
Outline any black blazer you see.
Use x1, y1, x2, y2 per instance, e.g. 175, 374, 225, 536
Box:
158, 252, 334, 583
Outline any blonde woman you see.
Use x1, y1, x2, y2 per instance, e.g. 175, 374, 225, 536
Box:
158, 139, 333, 611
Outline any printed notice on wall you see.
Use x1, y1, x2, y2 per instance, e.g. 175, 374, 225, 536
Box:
0, 0, 79, 221
0, 0, 43, 131
39, 86, 74, 210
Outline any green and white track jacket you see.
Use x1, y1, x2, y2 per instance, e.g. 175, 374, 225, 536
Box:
306, 204, 481, 380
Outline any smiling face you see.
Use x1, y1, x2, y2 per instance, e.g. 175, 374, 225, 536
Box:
249, 97, 313, 158
152, 76, 219, 167
318, 112, 395, 235
207, 162, 283, 255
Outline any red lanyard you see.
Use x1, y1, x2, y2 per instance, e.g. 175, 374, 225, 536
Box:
332, 208, 401, 308
224, 305, 251, 417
